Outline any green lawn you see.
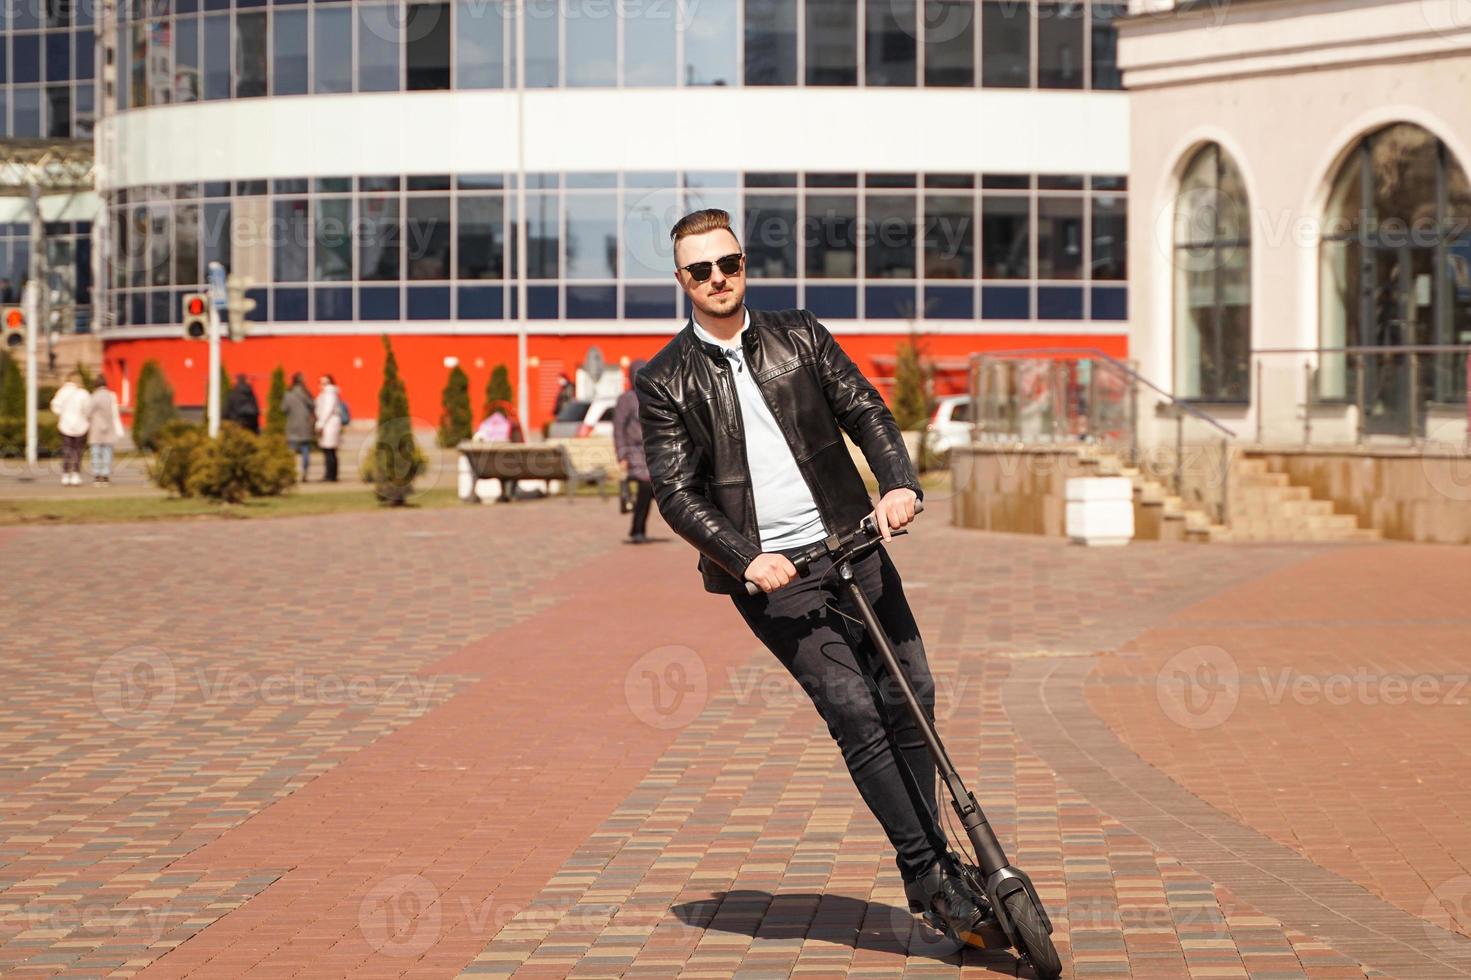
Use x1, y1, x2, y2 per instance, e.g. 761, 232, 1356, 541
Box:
0, 485, 464, 526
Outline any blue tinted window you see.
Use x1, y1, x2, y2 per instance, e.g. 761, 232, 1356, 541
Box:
13, 34, 39, 83
981, 285, 1029, 319
360, 195, 401, 280
745, 0, 795, 85
1038, 1, 1082, 89
745, 194, 797, 278
527, 284, 558, 318
622, 188, 676, 280
275, 287, 308, 321
245, 287, 267, 321
456, 0, 504, 87
623, 285, 675, 318
1091, 286, 1127, 321
314, 286, 353, 320
566, 284, 615, 318
1038, 285, 1082, 319
359, 285, 399, 319
806, 284, 856, 318
407, 285, 450, 319
407, 197, 451, 279
273, 198, 309, 281
866, 193, 917, 278
923, 284, 973, 318
315, 197, 352, 280
683, 0, 736, 85
924, 0, 974, 86
312, 8, 351, 92
458, 284, 503, 318
46, 84, 69, 137
358, 3, 399, 91
745, 284, 798, 311
924, 194, 975, 277
45, 32, 69, 81
805, 195, 858, 278
982, 0, 1029, 88
273, 9, 307, 94
1093, 2, 1124, 89
982, 195, 1029, 278
12, 87, 39, 136
865, 285, 917, 318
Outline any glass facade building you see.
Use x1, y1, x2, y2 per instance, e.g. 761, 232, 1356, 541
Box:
2, 0, 1133, 416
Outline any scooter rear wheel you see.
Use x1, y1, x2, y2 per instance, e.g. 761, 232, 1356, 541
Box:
1002, 891, 1061, 978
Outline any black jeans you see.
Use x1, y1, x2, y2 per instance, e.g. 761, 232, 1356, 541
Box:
731, 543, 946, 884
630, 479, 653, 536
322, 447, 339, 482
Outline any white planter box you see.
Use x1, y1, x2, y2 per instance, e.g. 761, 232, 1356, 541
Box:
1065, 477, 1134, 546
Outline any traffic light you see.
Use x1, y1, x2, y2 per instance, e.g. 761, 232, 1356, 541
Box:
1, 306, 23, 349
225, 274, 257, 342
182, 293, 209, 340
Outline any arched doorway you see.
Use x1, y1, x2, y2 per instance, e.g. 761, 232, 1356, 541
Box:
1319, 123, 1471, 435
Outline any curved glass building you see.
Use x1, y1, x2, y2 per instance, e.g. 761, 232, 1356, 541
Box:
54, 0, 1128, 421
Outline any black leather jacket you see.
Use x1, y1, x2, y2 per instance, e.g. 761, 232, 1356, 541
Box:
635, 306, 924, 595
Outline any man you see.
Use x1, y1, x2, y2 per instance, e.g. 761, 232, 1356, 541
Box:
613, 358, 654, 544
635, 209, 991, 946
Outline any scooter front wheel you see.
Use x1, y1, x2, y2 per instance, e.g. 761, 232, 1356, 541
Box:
1003, 890, 1061, 978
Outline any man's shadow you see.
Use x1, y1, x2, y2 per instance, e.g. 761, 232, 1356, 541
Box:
671, 890, 1025, 974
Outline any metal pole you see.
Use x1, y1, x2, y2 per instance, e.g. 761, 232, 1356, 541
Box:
1302, 361, 1312, 447
25, 185, 43, 467
515, 1, 530, 437
1174, 412, 1183, 495
1409, 350, 1420, 446
207, 302, 221, 437
1254, 358, 1262, 445
23, 278, 38, 467
1354, 352, 1365, 445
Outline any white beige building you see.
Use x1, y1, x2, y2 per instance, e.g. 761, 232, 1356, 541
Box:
1120, 0, 1471, 450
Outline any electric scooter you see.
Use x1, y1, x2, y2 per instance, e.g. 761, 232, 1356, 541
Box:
745, 501, 1062, 977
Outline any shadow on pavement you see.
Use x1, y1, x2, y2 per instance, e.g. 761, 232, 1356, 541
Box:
671, 890, 1024, 974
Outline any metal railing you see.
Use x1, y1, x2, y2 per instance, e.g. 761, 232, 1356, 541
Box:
1249, 345, 1471, 449
970, 348, 1238, 524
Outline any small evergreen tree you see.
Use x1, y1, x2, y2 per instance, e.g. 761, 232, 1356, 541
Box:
438, 364, 472, 447
891, 335, 932, 431
369, 336, 424, 504
265, 364, 287, 435
0, 351, 23, 417
216, 362, 232, 422
483, 363, 514, 418
133, 360, 178, 452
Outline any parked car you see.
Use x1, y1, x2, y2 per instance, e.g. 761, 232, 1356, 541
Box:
924, 395, 973, 456
546, 397, 617, 438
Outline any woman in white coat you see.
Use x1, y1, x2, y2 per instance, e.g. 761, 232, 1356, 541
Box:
314, 374, 344, 482
49, 371, 91, 486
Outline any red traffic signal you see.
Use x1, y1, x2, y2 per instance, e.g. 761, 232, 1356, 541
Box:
182, 292, 209, 340
1, 305, 23, 348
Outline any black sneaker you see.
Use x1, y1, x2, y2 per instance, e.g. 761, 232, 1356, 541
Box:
905, 860, 996, 948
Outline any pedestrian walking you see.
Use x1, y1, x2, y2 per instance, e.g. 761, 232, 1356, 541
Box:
282, 373, 315, 481
314, 373, 344, 483
636, 208, 992, 947
223, 374, 261, 433
86, 374, 125, 485
613, 358, 654, 543
49, 371, 91, 486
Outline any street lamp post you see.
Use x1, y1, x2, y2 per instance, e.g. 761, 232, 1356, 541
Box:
515, 1, 529, 437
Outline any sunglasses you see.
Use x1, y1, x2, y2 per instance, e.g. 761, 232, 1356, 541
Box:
678, 252, 744, 284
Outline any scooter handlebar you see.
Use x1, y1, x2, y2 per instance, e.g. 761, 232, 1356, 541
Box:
744, 499, 924, 595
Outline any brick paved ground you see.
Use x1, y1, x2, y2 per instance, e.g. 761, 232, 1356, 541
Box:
2, 497, 1469, 978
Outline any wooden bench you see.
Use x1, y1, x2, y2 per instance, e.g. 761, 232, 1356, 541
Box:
456, 442, 609, 503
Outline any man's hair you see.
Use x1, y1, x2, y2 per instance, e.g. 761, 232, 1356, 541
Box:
669, 209, 740, 264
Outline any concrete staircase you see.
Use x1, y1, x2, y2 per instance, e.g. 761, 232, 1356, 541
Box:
1080, 448, 1378, 543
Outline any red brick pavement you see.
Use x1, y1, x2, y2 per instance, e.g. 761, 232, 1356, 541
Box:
4, 503, 1470, 978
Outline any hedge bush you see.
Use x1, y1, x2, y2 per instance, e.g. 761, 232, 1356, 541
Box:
149, 420, 296, 502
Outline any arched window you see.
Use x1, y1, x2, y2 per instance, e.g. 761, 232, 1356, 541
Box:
1174, 144, 1251, 402
1319, 124, 1471, 434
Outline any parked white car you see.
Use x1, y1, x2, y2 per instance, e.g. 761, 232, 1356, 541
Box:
925, 395, 973, 456
547, 396, 617, 438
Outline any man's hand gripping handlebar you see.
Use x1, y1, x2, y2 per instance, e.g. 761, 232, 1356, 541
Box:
743, 499, 925, 596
